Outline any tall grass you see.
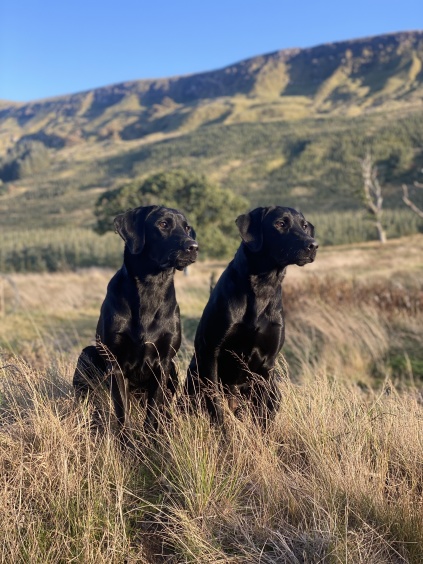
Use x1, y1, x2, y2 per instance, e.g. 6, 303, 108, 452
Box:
1, 358, 422, 562
0, 238, 422, 561
283, 275, 423, 386
0, 358, 147, 562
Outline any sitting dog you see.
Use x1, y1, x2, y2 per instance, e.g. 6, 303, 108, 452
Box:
185, 206, 317, 425
73, 205, 198, 432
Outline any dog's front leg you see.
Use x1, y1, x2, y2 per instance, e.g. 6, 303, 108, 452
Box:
251, 372, 281, 429
266, 375, 282, 419
167, 360, 179, 397
109, 367, 129, 431
144, 363, 172, 433
201, 354, 225, 425
186, 352, 224, 424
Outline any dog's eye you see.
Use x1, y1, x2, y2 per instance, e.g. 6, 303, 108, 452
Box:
303, 223, 308, 231
275, 220, 285, 229
159, 221, 168, 229
185, 225, 191, 234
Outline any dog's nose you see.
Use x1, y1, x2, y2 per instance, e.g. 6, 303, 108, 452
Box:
307, 241, 319, 251
184, 240, 199, 252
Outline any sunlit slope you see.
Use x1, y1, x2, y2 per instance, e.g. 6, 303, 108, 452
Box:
1, 31, 422, 150
1, 31, 422, 232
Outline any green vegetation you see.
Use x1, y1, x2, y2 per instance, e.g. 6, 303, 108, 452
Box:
2, 108, 422, 243
1, 32, 423, 272
107, 109, 423, 211
0, 208, 420, 273
0, 228, 122, 273
309, 208, 422, 245
0, 140, 50, 182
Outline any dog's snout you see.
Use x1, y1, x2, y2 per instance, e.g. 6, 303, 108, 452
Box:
307, 240, 319, 252
184, 239, 199, 252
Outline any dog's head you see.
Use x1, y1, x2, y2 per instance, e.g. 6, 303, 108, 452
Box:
114, 205, 198, 270
236, 206, 318, 267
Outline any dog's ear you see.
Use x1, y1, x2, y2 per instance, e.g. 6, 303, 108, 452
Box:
235, 207, 267, 252
114, 206, 159, 254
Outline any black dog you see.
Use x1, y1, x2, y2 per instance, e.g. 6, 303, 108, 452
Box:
185, 206, 317, 425
73, 205, 198, 432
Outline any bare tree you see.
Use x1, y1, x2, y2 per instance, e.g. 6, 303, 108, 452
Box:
402, 174, 423, 219
360, 151, 387, 244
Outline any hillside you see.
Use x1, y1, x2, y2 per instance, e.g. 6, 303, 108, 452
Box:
0, 31, 422, 243
1, 31, 423, 149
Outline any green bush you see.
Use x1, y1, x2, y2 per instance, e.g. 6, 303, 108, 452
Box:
94, 169, 249, 259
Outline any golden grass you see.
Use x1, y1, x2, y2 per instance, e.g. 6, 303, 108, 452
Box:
1, 361, 422, 562
0, 236, 422, 561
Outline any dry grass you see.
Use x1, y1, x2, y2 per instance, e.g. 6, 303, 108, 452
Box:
1, 361, 422, 562
0, 235, 422, 562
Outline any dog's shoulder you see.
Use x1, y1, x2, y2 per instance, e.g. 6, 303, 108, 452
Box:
105, 266, 134, 298
100, 269, 133, 323
208, 260, 244, 307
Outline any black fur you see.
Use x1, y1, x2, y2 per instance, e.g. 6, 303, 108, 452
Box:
185, 206, 317, 425
73, 205, 198, 432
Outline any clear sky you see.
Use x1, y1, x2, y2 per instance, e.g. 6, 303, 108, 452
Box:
1, 0, 422, 102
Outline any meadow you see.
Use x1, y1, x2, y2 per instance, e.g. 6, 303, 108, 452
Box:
0, 209, 421, 273
0, 235, 422, 562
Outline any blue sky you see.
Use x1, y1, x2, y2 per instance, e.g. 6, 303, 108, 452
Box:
1, 0, 422, 102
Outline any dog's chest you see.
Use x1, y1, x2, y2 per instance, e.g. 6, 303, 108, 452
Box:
219, 307, 284, 376
226, 314, 282, 349
128, 306, 180, 353
117, 305, 180, 380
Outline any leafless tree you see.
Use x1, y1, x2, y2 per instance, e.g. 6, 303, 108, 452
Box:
402, 173, 423, 219
360, 151, 387, 244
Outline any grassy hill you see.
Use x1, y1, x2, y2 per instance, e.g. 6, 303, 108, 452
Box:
0, 31, 422, 267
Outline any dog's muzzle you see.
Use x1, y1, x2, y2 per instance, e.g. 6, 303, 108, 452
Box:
174, 239, 199, 269
296, 239, 318, 265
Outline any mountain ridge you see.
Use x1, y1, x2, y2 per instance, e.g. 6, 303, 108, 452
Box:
1, 30, 422, 153
2, 30, 422, 105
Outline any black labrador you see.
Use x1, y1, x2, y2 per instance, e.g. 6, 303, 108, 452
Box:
73, 205, 198, 433
185, 206, 317, 425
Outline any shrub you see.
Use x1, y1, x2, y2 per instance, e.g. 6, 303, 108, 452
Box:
94, 170, 249, 259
